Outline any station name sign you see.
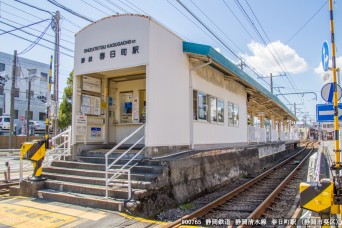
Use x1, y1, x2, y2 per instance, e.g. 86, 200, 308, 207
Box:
80, 39, 140, 64
84, 39, 137, 53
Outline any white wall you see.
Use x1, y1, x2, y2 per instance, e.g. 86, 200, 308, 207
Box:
192, 64, 248, 144
146, 20, 190, 147
74, 15, 150, 76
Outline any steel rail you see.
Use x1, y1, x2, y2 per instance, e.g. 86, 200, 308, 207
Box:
164, 141, 315, 228
0, 181, 19, 195
242, 141, 316, 226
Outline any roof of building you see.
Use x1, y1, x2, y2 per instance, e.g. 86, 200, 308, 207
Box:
183, 41, 297, 121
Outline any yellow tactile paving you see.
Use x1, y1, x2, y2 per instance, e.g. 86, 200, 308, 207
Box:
0, 203, 76, 228
15, 200, 107, 221
119, 212, 168, 225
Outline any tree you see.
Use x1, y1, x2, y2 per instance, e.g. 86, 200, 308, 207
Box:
58, 71, 73, 129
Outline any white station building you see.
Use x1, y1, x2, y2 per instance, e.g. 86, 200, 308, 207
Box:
72, 14, 298, 157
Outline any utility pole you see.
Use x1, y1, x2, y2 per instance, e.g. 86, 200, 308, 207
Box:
260, 73, 286, 94
26, 80, 31, 141
52, 11, 60, 136
9, 50, 17, 149
25, 69, 38, 141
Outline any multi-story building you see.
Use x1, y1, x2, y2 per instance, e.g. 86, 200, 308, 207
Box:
0, 52, 49, 132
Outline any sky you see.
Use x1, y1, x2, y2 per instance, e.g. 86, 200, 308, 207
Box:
0, 0, 341, 124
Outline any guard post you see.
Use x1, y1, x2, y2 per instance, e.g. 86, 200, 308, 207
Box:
20, 139, 47, 181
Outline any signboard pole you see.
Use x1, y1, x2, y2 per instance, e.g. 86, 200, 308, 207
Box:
329, 0, 340, 171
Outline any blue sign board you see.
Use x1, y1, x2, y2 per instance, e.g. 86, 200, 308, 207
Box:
316, 103, 342, 122
321, 82, 342, 103
322, 40, 330, 72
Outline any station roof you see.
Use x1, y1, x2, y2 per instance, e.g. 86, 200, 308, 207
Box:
183, 41, 297, 121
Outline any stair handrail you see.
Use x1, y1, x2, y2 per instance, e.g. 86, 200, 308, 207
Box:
105, 124, 145, 199
43, 126, 72, 167
19, 126, 72, 180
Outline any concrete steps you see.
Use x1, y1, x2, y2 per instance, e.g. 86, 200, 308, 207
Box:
76, 156, 161, 166
37, 151, 164, 212
45, 180, 148, 199
37, 189, 125, 211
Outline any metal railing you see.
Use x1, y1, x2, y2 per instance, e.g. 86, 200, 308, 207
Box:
43, 126, 72, 167
19, 126, 72, 180
248, 126, 266, 143
105, 124, 145, 199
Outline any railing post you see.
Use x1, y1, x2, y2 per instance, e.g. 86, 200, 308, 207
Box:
19, 157, 23, 181
105, 154, 108, 198
128, 169, 131, 200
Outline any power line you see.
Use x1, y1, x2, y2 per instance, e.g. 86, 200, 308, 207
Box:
80, 0, 109, 16
0, 4, 76, 38
117, 0, 140, 14
0, 20, 74, 52
0, 28, 74, 58
1, 16, 74, 45
46, 0, 94, 22
14, 0, 53, 15
125, 0, 149, 16
176, 0, 239, 60
92, 0, 118, 14
0, 18, 49, 35
234, 0, 284, 74
19, 21, 51, 55
286, 0, 327, 44
189, 0, 243, 54
104, 0, 129, 14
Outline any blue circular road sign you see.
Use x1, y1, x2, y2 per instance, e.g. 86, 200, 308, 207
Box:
322, 40, 330, 72
321, 82, 342, 103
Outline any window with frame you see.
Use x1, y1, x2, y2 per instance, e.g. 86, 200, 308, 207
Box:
26, 90, 34, 99
0, 86, 3, 95
217, 99, 224, 123
197, 91, 208, 121
39, 112, 46, 121
228, 102, 239, 126
0, 63, 5, 72
25, 111, 33, 120
0, 108, 2, 116
14, 88, 19, 98
14, 110, 18, 119
210, 96, 217, 122
193, 90, 198, 120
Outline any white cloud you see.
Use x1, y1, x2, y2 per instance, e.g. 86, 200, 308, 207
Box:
240, 41, 308, 75
314, 56, 342, 83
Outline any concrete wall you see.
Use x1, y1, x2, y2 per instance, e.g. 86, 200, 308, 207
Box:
0, 136, 41, 149
166, 143, 295, 203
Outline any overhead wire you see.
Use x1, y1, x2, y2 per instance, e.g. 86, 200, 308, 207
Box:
117, 0, 140, 14
46, 0, 94, 22
92, 0, 118, 14
0, 18, 49, 35
125, 0, 150, 16
14, 0, 53, 15
286, 0, 328, 44
80, 0, 109, 16
244, 0, 307, 102
104, 0, 129, 14
0, 16, 74, 45
0, 20, 73, 52
19, 21, 51, 55
189, 0, 243, 54
1, 2, 76, 38
0, 28, 73, 58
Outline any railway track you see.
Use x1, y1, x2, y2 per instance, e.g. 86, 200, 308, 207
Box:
165, 141, 316, 227
0, 181, 19, 195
